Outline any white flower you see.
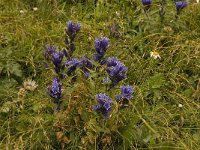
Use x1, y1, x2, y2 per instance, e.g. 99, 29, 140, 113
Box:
178, 104, 183, 108
33, 7, 38, 11
19, 10, 24, 14
150, 51, 161, 59
23, 79, 38, 91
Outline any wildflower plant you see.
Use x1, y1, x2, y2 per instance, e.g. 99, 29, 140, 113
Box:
43, 20, 135, 148
64, 21, 81, 56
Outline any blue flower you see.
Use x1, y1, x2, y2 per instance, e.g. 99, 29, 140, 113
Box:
94, 37, 109, 61
116, 85, 134, 108
66, 21, 81, 42
44, 45, 56, 60
67, 21, 81, 34
79, 56, 94, 79
51, 51, 64, 73
48, 78, 62, 100
121, 85, 134, 100
48, 78, 62, 111
65, 57, 80, 76
106, 61, 127, 86
102, 57, 119, 67
142, 0, 152, 6
93, 93, 112, 120
175, 1, 189, 11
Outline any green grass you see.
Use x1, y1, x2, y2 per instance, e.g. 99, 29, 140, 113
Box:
0, 0, 200, 149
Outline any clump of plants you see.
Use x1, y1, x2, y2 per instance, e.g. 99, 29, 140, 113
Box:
43, 21, 135, 148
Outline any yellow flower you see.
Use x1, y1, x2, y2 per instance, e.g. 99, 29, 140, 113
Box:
150, 51, 161, 59
23, 79, 38, 91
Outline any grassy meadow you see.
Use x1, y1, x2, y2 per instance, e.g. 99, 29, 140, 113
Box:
0, 0, 200, 149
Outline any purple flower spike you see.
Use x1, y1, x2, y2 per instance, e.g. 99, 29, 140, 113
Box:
65, 21, 81, 49
48, 78, 62, 112
142, 0, 152, 6
121, 85, 134, 100
51, 51, 64, 73
94, 93, 112, 120
48, 78, 62, 100
106, 61, 127, 86
44, 45, 56, 60
116, 85, 134, 108
175, 1, 189, 11
103, 57, 119, 67
65, 57, 80, 76
96, 93, 112, 105
67, 21, 81, 34
95, 37, 109, 53
103, 101, 112, 111
94, 37, 109, 61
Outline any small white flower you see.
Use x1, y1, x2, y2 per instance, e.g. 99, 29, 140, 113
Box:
150, 51, 161, 59
19, 10, 24, 14
23, 79, 38, 91
33, 7, 38, 11
178, 104, 183, 108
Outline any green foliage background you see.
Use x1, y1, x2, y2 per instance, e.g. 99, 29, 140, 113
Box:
0, 0, 200, 149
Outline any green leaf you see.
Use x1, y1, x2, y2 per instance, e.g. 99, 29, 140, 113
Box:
7, 62, 22, 77
147, 73, 165, 89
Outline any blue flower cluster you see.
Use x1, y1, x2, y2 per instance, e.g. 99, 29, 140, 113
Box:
44, 20, 134, 118
65, 57, 80, 76
93, 37, 109, 61
94, 85, 134, 119
44, 45, 56, 60
45, 21, 98, 111
94, 57, 133, 119
103, 57, 127, 87
93, 93, 112, 120
44, 46, 65, 75
48, 78, 62, 111
51, 51, 64, 74
116, 85, 134, 108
